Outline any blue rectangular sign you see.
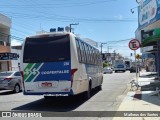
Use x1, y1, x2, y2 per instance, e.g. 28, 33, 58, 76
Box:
138, 0, 160, 30
0, 53, 19, 60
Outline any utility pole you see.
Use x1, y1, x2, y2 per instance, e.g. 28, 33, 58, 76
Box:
113, 50, 116, 61
107, 46, 112, 54
69, 23, 79, 32
107, 46, 112, 62
113, 50, 116, 68
100, 43, 107, 54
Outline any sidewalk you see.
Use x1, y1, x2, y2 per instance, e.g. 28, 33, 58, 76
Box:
113, 71, 160, 120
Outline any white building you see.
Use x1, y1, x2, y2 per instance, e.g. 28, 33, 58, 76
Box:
11, 46, 22, 71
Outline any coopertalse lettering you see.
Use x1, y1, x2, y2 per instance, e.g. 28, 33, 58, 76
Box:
41, 70, 69, 75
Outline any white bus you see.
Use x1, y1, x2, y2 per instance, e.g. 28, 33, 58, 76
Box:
124, 60, 131, 70
20, 32, 103, 99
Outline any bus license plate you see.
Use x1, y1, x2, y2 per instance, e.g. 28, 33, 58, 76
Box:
41, 82, 52, 87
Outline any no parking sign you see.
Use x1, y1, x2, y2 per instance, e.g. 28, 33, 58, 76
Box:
128, 39, 140, 50
128, 39, 141, 81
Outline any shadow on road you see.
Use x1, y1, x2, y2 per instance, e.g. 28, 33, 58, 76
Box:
131, 82, 160, 106
0, 90, 22, 95
12, 88, 100, 112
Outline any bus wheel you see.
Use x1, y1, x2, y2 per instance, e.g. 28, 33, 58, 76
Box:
44, 96, 52, 99
97, 85, 102, 91
85, 82, 92, 99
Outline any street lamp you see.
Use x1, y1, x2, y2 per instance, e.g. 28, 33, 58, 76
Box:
130, 6, 137, 14
69, 23, 79, 32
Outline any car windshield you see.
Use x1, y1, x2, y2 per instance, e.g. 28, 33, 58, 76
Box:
0, 72, 13, 76
117, 65, 124, 68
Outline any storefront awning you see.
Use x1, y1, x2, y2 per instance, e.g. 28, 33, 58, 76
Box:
142, 35, 160, 47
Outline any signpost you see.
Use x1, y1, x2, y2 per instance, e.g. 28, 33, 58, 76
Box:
129, 39, 140, 88
0, 53, 19, 61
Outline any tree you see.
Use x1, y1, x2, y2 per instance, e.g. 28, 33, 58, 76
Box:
103, 62, 109, 68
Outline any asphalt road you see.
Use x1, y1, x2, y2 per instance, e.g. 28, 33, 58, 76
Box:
0, 71, 135, 119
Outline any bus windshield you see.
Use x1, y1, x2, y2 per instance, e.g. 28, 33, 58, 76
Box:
23, 34, 70, 63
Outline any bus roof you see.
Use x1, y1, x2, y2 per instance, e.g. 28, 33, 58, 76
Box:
26, 32, 76, 39
25, 32, 99, 51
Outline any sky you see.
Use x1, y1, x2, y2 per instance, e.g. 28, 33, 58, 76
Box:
0, 0, 140, 59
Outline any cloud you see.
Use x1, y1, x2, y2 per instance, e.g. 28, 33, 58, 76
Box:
114, 15, 123, 20
11, 39, 22, 46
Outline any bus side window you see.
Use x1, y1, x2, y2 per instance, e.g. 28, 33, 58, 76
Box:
89, 46, 92, 63
85, 44, 89, 63
90, 47, 93, 64
92, 48, 95, 64
84, 43, 89, 63
81, 42, 87, 63
79, 40, 85, 63
97, 51, 101, 65
75, 39, 81, 62
95, 50, 99, 65
93, 48, 96, 65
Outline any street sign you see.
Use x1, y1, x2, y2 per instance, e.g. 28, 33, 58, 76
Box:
128, 39, 140, 50
0, 53, 19, 61
136, 54, 141, 59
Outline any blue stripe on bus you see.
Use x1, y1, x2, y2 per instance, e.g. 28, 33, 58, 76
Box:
33, 61, 71, 82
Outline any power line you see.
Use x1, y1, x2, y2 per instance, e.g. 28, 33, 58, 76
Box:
0, 32, 24, 41
0, 0, 119, 8
12, 28, 32, 35
107, 38, 134, 43
1, 11, 137, 23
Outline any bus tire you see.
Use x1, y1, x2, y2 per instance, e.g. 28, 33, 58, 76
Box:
97, 85, 102, 91
44, 96, 53, 99
85, 81, 92, 99
44, 96, 49, 99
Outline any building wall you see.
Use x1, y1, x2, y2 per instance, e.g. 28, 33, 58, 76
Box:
137, 0, 159, 74
0, 45, 10, 52
11, 48, 21, 71
0, 61, 8, 72
0, 13, 11, 72
0, 13, 11, 28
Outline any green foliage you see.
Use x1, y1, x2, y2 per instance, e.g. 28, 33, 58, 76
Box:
103, 62, 109, 68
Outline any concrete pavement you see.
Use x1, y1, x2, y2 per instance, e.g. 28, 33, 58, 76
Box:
113, 71, 160, 120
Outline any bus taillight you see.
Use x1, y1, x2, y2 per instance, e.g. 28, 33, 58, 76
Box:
71, 69, 78, 87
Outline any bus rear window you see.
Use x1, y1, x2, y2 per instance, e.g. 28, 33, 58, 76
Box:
23, 34, 70, 63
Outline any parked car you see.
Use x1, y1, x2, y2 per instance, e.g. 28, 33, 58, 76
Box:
0, 71, 22, 93
130, 66, 136, 73
103, 67, 113, 74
